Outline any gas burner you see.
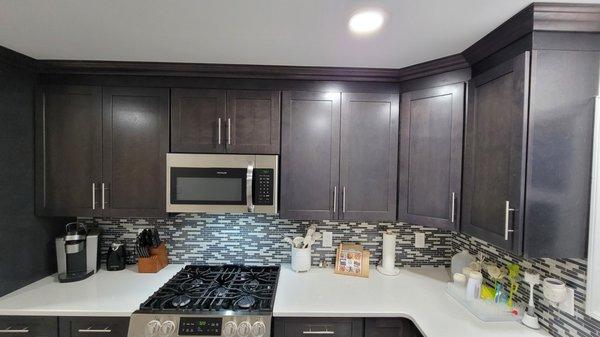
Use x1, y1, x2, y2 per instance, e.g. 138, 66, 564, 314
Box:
236, 295, 256, 309
138, 265, 279, 313
171, 294, 191, 307
243, 279, 260, 292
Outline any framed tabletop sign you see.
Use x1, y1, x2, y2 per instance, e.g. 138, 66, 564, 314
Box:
335, 242, 370, 278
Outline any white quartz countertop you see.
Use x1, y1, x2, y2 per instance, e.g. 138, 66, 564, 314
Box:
0, 265, 183, 316
273, 265, 548, 337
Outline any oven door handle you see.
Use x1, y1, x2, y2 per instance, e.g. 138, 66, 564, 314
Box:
247, 163, 254, 213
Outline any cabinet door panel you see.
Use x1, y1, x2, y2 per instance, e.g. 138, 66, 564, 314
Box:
280, 91, 340, 220
340, 93, 399, 221
273, 317, 363, 337
398, 84, 464, 230
35, 85, 102, 217
171, 89, 226, 153
462, 52, 529, 252
226, 90, 280, 154
103, 87, 169, 217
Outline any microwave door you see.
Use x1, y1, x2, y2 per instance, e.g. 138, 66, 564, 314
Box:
170, 168, 247, 206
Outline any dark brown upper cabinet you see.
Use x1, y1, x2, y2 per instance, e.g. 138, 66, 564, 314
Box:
280, 91, 341, 220
36, 86, 169, 218
339, 93, 398, 221
171, 89, 280, 154
280, 91, 398, 221
35, 85, 103, 217
226, 90, 280, 154
102, 87, 169, 218
462, 52, 529, 253
398, 83, 465, 230
171, 89, 226, 153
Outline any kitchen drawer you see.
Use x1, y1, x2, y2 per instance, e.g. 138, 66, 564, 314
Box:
0, 316, 58, 337
365, 318, 422, 337
59, 317, 129, 337
273, 317, 363, 337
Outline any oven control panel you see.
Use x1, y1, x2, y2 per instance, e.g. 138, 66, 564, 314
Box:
252, 169, 274, 205
128, 314, 271, 337
179, 318, 222, 336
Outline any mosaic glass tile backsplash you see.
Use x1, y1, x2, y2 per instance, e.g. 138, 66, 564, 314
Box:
81, 213, 452, 267
80, 213, 600, 337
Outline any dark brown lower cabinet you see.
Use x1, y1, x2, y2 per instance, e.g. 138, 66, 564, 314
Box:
273, 318, 363, 337
59, 317, 129, 337
0, 316, 58, 337
364, 318, 422, 337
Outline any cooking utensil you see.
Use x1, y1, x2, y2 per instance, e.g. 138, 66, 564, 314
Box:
293, 237, 304, 248
303, 225, 317, 248
283, 237, 294, 246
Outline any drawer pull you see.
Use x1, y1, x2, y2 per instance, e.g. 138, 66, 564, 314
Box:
302, 330, 334, 335
0, 327, 29, 334
78, 327, 112, 333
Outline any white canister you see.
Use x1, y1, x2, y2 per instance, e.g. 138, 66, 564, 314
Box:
291, 246, 311, 272
465, 271, 483, 301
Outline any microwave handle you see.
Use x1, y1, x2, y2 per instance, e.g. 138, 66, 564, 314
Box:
247, 163, 254, 212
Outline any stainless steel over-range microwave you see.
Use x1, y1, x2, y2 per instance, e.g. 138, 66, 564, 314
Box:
166, 154, 278, 214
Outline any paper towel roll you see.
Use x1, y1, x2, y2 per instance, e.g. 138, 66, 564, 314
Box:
381, 230, 396, 272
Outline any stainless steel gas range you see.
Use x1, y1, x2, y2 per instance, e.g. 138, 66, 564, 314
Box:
128, 265, 279, 337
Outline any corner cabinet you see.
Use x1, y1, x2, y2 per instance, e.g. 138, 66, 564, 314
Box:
171, 89, 280, 154
36, 86, 169, 218
280, 91, 398, 221
397, 83, 464, 230
462, 50, 599, 258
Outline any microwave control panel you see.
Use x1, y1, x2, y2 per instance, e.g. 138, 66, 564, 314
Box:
253, 169, 274, 205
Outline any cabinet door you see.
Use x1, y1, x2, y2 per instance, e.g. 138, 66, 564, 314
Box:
339, 93, 399, 221
398, 84, 464, 230
59, 317, 129, 337
102, 87, 169, 217
170, 89, 226, 153
462, 52, 529, 253
35, 85, 103, 217
273, 317, 363, 337
0, 316, 58, 337
364, 318, 422, 337
226, 90, 280, 154
280, 91, 340, 220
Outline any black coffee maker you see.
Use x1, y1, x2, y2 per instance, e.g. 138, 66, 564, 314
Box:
55, 222, 101, 283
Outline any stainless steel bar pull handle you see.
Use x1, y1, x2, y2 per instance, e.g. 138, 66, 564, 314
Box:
0, 327, 29, 334
92, 183, 97, 210
303, 329, 335, 335
450, 192, 456, 223
227, 118, 231, 145
78, 327, 112, 333
342, 187, 346, 214
246, 163, 254, 212
217, 117, 222, 145
101, 183, 109, 209
504, 201, 515, 240
333, 186, 337, 214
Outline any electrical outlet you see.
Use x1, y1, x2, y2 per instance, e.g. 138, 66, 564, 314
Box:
559, 287, 575, 316
415, 232, 425, 248
322, 231, 333, 248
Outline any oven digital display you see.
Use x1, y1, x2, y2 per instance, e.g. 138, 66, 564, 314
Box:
178, 318, 222, 336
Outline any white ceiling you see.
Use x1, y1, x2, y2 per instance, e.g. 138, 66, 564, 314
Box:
0, 0, 599, 69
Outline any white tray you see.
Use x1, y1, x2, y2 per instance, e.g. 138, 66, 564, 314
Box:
445, 283, 519, 322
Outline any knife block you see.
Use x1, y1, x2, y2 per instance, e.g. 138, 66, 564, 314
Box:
138, 243, 169, 273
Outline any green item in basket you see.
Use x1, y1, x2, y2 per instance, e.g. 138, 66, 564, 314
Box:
481, 285, 495, 300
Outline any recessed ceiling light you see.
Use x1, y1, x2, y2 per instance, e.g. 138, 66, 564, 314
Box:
348, 10, 384, 35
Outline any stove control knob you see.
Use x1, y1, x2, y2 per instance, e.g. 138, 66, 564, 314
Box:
251, 322, 266, 337
160, 320, 176, 337
223, 321, 237, 337
145, 320, 162, 337
237, 321, 252, 337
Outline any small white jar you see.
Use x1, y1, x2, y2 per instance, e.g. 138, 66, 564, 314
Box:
465, 271, 483, 301
291, 246, 311, 272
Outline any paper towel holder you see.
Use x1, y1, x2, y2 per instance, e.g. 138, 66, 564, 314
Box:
377, 229, 400, 276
